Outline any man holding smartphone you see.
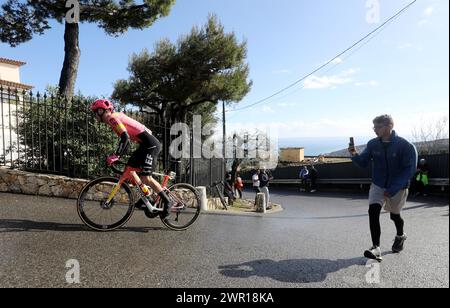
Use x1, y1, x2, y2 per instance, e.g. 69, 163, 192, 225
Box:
348, 115, 417, 261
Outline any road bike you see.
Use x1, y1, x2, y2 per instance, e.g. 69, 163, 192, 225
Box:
210, 181, 234, 210
77, 161, 201, 231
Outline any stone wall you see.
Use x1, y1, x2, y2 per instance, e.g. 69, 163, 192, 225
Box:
0, 167, 89, 199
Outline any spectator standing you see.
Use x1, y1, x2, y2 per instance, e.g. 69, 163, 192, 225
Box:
252, 169, 261, 205
413, 158, 429, 197
259, 168, 273, 210
309, 165, 318, 193
234, 174, 244, 199
299, 166, 309, 191
349, 114, 417, 262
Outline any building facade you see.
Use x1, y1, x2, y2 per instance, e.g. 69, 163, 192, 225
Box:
280, 147, 305, 163
0, 57, 33, 165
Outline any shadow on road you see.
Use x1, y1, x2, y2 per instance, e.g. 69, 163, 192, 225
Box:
0, 219, 165, 233
219, 257, 366, 283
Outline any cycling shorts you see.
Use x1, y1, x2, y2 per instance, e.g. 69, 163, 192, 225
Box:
127, 130, 161, 176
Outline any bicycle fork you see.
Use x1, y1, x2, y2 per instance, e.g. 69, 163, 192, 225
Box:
105, 178, 126, 205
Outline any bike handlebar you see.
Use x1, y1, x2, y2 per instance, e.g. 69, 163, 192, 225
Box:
110, 160, 126, 175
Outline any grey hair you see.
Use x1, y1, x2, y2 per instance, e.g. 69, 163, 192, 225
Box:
373, 114, 394, 126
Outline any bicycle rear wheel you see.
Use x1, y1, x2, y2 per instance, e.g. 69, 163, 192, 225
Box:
77, 177, 135, 231
161, 183, 201, 231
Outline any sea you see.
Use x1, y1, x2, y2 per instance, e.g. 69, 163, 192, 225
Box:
277, 136, 373, 156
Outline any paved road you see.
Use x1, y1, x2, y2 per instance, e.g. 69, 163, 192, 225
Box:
0, 188, 448, 288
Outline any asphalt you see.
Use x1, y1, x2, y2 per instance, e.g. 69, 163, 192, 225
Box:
0, 188, 448, 288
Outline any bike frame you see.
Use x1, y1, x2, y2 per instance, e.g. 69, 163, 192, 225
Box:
106, 165, 173, 213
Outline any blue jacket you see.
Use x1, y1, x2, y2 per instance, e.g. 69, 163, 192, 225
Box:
351, 131, 418, 196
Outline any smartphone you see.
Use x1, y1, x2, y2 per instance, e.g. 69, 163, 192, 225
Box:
349, 137, 355, 147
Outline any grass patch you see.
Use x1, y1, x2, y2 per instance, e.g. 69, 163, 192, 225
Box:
230, 199, 254, 209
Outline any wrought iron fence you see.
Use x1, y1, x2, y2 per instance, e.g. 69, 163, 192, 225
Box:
187, 157, 225, 195
0, 87, 226, 189
0, 87, 159, 179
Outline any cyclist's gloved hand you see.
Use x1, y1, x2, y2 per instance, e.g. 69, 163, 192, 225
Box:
107, 154, 119, 166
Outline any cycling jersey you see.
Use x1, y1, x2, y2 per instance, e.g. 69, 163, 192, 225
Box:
107, 112, 149, 143
106, 112, 160, 176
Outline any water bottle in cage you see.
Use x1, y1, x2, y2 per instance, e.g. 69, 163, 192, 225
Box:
139, 183, 151, 197
136, 183, 154, 208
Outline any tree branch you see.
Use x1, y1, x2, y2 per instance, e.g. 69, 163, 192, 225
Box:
185, 98, 215, 110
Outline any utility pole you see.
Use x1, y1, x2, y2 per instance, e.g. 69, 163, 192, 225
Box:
222, 101, 226, 177
233, 133, 237, 161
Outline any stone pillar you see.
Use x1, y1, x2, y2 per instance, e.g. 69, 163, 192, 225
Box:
196, 186, 208, 211
255, 192, 266, 213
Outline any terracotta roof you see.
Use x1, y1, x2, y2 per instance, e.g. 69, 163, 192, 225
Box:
0, 79, 33, 91
0, 57, 26, 66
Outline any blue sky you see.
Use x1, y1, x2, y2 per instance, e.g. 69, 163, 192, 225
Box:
1, 0, 448, 142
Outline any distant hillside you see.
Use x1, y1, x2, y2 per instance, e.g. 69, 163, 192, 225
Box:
326, 139, 449, 157
414, 139, 449, 154
326, 145, 366, 157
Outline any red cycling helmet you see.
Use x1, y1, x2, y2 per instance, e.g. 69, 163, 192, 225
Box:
90, 99, 114, 112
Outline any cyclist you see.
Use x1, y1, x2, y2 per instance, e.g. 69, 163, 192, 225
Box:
90, 99, 172, 218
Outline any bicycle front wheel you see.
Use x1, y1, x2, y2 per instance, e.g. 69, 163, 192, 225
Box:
77, 177, 135, 231
161, 183, 201, 231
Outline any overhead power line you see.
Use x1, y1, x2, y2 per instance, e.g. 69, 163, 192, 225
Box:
228, 0, 418, 113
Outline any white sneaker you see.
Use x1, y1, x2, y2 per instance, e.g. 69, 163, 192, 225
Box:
364, 246, 382, 262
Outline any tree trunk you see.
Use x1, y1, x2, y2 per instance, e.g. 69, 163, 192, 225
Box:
58, 22, 80, 100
